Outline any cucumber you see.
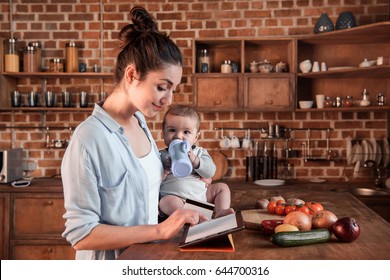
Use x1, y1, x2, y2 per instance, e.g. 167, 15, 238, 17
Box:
271, 228, 331, 247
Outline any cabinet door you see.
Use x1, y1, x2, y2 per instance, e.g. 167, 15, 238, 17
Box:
12, 194, 66, 238
244, 75, 295, 111
0, 193, 10, 259
11, 241, 75, 260
193, 75, 243, 111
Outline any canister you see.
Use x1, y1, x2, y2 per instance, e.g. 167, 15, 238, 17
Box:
23, 46, 38, 72
28, 42, 42, 71
4, 38, 19, 72
65, 42, 79, 72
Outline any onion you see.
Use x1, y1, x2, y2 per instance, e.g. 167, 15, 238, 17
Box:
283, 211, 312, 231
286, 197, 305, 206
255, 198, 269, 209
269, 196, 284, 202
312, 210, 338, 231
333, 217, 361, 242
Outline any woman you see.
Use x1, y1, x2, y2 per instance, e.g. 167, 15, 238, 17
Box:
61, 6, 205, 260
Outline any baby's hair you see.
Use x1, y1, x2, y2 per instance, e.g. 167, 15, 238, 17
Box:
114, 6, 183, 83
163, 105, 201, 131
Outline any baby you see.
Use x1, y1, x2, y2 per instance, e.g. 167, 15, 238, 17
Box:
159, 105, 234, 218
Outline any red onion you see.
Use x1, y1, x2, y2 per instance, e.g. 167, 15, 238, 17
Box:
332, 217, 360, 242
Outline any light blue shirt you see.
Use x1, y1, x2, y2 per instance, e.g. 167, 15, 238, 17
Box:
61, 103, 162, 260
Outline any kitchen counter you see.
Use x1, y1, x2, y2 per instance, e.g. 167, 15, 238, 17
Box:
118, 180, 390, 260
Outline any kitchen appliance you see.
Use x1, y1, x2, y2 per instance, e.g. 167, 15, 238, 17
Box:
0, 148, 24, 183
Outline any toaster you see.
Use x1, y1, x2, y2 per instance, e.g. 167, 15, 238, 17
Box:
0, 148, 24, 183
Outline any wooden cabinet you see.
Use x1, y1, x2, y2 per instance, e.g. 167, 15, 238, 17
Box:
0, 179, 75, 260
192, 38, 296, 112
296, 22, 390, 111
0, 193, 10, 259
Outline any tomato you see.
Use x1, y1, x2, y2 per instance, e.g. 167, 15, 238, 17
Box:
305, 202, 324, 215
267, 201, 277, 214
296, 205, 310, 215
276, 199, 285, 205
284, 205, 297, 215
275, 204, 286, 215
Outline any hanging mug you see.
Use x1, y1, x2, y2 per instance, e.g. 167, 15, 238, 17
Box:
218, 129, 231, 149
241, 129, 252, 149
230, 135, 240, 149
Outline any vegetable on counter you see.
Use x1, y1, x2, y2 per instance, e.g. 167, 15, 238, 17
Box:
332, 217, 361, 242
271, 229, 331, 247
260, 220, 284, 235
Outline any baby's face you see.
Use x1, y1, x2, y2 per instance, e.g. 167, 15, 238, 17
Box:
163, 114, 199, 147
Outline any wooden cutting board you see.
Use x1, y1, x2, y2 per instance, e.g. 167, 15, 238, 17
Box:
208, 150, 228, 181
241, 209, 284, 230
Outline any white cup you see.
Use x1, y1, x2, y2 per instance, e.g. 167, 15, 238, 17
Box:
312, 61, 320, 72
316, 94, 325, 108
219, 136, 231, 149
321, 62, 327, 72
230, 136, 240, 149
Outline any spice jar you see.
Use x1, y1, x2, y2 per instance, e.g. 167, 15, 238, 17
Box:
360, 88, 370, 107
221, 60, 232, 73
23, 46, 38, 72
50, 58, 64, 72
343, 96, 353, 107
377, 92, 385, 106
28, 42, 42, 71
65, 42, 79, 72
198, 49, 210, 73
4, 38, 19, 72
323, 97, 333, 108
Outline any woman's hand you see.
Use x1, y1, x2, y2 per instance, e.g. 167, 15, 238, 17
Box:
156, 208, 208, 240
200, 177, 212, 187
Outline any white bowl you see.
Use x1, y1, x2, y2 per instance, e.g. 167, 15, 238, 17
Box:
299, 101, 314, 109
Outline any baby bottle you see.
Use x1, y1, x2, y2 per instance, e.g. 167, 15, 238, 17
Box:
168, 139, 193, 178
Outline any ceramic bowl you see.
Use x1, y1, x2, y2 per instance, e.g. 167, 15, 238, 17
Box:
299, 101, 314, 109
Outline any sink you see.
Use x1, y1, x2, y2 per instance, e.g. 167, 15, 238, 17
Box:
349, 188, 390, 196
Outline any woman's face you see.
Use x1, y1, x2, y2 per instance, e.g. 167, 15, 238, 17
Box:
131, 64, 182, 118
163, 114, 200, 147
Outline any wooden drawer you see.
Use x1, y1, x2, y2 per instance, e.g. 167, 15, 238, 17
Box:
12, 194, 66, 237
0, 193, 10, 259
11, 241, 75, 260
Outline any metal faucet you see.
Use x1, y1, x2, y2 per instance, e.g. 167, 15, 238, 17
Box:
363, 160, 383, 188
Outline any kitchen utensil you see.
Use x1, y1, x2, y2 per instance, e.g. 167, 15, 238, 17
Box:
44, 91, 56, 107
219, 129, 230, 149
346, 137, 352, 165
314, 12, 334, 34
312, 61, 320, 72
335, 11, 356, 30
299, 101, 313, 109
254, 179, 285, 186
315, 94, 325, 108
241, 129, 251, 149
382, 138, 389, 168
62, 91, 71, 107
80, 91, 88, 107
28, 91, 39, 107
11, 90, 21, 107
230, 136, 240, 149
208, 150, 228, 181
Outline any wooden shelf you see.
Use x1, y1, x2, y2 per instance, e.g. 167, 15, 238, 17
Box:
2, 72, 114, 79
298, 65, 390, 79
296, 105, 390, 112
0, 107, 93, 112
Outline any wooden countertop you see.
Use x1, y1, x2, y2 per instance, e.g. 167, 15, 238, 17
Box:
118, 181, 390, 260
0, 177, 63, 193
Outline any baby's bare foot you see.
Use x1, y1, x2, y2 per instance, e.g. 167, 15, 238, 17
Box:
214, 208, 235, 218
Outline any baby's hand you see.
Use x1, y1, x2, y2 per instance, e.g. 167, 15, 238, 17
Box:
200, 177, 212, 187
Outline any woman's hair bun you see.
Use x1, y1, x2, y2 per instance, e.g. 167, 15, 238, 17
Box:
130, 6, 158, 33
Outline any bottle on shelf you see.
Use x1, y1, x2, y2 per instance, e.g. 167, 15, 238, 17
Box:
4, 38, 19, 72
65, 42, 79, 72
23, 45, 39, 73
198, 49, 210, 73
28, 42, 42, 71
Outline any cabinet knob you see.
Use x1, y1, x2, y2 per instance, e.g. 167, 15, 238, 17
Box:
47, 247, 53, 253
214, 100, 222, 105
47, 200, 54, 205
265, 100, 274, 105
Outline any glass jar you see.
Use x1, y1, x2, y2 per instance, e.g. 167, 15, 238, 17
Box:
198, 49, 210, 73
23, 46, 38, 72
377, 92, 385, 106
65, 42, 79, 72
343, 95, 353, 107
50, 58, 64, 72
221, 60, 232, 73
28, 42, 42, 71
323, 97, 333, 108
360, 88, 370, 106
4, 38, 19, 72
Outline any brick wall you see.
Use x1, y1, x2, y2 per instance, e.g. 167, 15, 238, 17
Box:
0, 0, 389, 182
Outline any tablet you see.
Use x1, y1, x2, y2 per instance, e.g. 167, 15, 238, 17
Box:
179, 211, 244, 248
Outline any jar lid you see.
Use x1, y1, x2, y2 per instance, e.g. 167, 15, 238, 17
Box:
8, 38, 16, 43
28, 42, 41, 48
25, 46, 35, 52
50, 58, 64, 62
66, 42, 77, 47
